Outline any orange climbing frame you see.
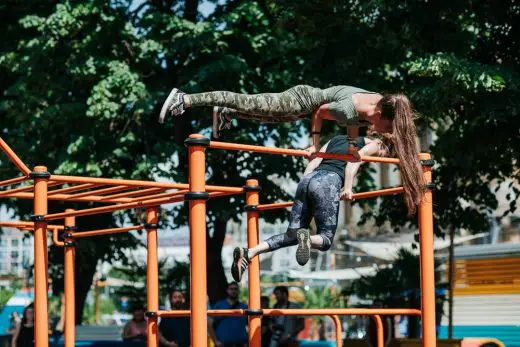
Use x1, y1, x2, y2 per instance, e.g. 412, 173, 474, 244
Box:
0, 134, 436, 347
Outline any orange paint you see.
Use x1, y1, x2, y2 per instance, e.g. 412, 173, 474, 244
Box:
418, 153, 436, 347
209, 140, 400, 164
187, 134, 208, 347
64, 210, 76, 347
146, 208, 159, 347
246, 179, 261, 347
33, 166, 49, 347
0, 137, 31, 175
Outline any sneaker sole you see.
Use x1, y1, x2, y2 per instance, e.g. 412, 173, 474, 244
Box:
158, 87, 179, 124
231, 247, 242, 282
296, 229, 310, 266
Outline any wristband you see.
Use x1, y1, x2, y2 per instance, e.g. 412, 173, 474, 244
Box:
312, 132, 321, 135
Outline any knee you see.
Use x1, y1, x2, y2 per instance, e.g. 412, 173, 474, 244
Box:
318, 237, 332, 251
316, 229, 335, 251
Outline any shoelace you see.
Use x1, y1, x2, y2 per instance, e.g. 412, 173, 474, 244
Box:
240, 249, 250, 272
218, 113, 232, 131
168, 94, 185, 115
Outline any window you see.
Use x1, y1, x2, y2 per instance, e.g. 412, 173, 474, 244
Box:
11, 239, 19, 247
11, 251, 19, 259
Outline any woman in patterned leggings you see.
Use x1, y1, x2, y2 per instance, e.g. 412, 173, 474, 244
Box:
229, 134, 391, 282
159, 85, 426, 240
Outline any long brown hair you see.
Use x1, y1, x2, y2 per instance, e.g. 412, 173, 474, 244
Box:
378, 93, 425, 215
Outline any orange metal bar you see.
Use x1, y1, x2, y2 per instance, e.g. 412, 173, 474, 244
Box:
208, 140, 400, 164
256, 202, 294, 211
418, 153, 436, 347
0, 182, 61, 197
373, 315, 384, 347
245, 179, 261, 347
350, 187, 404, 200
130, 190, 188, 203
0, 176, 28, 188
157, 308, 421, 317
44, 195, 182, 220
146, 208, 159, 347
52, 228, 64, 247
187, 134, 208, 347
330, 315, 342, 347
48, 183, 101, 196
99, 187, 164, 200
0, 221, 64, 230
50, 174, 244, 193
44, 191, 234, 220
70, 225, 144, 238
64, 210, 76, 347
256, 187, 405, 211
33, 166, 49, 347
2, 191, 133, 203
260, 308, 421, 316
65, 185, 132, 199
0, 137, 31, 175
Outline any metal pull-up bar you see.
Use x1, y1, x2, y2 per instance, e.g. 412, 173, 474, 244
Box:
0, 137, 31, 176
208, 139, 401, 164
256, 186, 405, 211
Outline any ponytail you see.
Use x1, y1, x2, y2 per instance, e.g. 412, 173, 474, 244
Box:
379, 94, 425, 216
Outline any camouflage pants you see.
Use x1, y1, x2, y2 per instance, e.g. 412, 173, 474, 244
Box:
265, 170, 341, 252
188, 85, 327, 123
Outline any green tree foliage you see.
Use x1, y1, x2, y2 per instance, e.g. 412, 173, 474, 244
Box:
1, 0, 518, 321
264, 0, 519, 231
0, 0, 304, 320
109, 257, 190, 307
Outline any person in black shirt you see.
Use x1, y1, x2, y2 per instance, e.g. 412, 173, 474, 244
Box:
159, 289, 190, 347
231, 135, 390, 282
11, 303, 34, 347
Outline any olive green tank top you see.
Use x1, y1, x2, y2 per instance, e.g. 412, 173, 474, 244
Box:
322, 86, 377, 126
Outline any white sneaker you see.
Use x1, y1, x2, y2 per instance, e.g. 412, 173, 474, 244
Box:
159, 88, 187, 123
212, 106, 232, 138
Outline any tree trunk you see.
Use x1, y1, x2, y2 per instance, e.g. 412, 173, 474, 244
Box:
206, 218, 229, 305
407, 292, 419, 338
184, 0, 199, 21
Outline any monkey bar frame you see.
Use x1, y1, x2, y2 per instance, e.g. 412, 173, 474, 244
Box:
0, 134, 435, 347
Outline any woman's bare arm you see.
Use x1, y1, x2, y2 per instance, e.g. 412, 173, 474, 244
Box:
11, 323, 21, 347
303, 141, 330, 176
341, 139, 389, 200
305, 105, 338, 157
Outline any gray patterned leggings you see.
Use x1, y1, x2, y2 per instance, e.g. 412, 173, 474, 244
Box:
265, 170, 342, 252
188, 85, 328, 123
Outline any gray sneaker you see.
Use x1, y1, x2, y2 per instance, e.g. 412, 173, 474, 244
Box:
295, 228, 311, 266
212, 106, 233, 138
159, 88, 187, 123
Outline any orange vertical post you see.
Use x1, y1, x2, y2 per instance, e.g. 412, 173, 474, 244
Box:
418, 153, 436, 347
330, 315, 343, 347
146, 208, 159, 347
185, 134, 209, 347
64, 210, 76, 347
372, 315, 384, 347
32, 166, 50, 347
245, 179, 261, 347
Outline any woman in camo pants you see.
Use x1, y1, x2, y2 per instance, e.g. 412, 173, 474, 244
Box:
159, 85, 428, 269
159, 85, 393, 140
